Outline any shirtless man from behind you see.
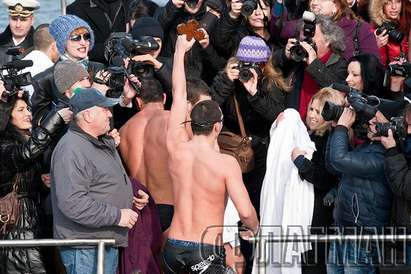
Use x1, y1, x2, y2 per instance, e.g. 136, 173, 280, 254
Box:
119, 78, 173, 232
162, 34, 259, 273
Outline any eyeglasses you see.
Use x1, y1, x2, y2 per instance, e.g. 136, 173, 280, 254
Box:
69, 33, 91, 42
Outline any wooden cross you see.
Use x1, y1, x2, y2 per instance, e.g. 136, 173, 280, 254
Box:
177, 19, 205, 41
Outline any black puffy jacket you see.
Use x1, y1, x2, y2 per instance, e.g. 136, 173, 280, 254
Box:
326, 126, 393, 232
0, 108, 64, 274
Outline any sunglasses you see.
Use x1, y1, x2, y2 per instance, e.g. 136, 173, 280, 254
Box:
69, 33, 91, 42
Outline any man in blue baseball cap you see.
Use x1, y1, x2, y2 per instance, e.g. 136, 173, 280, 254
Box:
51, 87, 149, 274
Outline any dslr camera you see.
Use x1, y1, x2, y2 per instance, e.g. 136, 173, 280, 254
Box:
374, 116, 407, 141
386, 62, 411, 77
0, 47, 33, 102
236, 61, 262, 82
321, 84, 378, 122
376, 21, 404, 44
289, 11, 316, 62
103, 32, 159, 97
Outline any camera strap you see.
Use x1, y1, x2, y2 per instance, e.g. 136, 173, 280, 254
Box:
353, 20, 361, 56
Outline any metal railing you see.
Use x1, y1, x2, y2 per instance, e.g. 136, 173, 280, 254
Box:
0, 239, 115, 274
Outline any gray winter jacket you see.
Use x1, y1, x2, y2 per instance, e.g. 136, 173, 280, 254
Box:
50, 123, 133, 247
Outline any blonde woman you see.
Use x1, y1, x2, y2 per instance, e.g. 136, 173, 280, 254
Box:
291, 87, 345, 274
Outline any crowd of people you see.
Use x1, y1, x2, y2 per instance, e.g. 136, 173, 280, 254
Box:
0, 0, 411, 273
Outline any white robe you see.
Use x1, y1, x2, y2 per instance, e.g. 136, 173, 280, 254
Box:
252, 109, 316, 274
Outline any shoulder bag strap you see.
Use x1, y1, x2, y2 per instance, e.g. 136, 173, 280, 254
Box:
233, 93, 247, 138
353, 20, 361, 56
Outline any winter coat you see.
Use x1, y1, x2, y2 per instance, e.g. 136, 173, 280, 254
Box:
214, 11, 280, 59
31, 59, 105, 126
275, 50, 348, 110
154, 1, 226, 84
326, 126, 393, 232
0, 26, 34, 65
211, 71, 287, 140
384, 138, 411, 230
0, 107, 64, 274
270, 6, 380, 61
66, 0, 129, 64
293, 132, 338, 232
369, 0, 409, 66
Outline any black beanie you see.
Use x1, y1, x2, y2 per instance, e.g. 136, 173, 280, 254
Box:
131, 17, 164, 40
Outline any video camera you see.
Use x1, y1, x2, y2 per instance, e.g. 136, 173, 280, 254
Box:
289, 11, 316, 62
376, 21, 404, 44
0, 58, 33, 102
103, 32, 159, 97
236, 61, 262, 82
374, 116, 407, 141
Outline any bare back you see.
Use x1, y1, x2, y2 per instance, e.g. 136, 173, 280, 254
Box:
168, 140, 233, 244
120, 108, 173, 205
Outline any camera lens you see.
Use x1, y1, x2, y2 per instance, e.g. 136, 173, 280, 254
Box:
239, 68, 252, 82
321, 101, 344, 121
241, 0, 257, 17
289, 45, 307, 63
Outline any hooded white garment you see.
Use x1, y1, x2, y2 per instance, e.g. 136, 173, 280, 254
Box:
252, 109, 316, 274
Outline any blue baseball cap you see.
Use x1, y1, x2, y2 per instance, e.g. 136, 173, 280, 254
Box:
69, 88, 119, 115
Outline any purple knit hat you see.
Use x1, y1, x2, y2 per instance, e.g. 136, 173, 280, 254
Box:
236, 36, 270, 63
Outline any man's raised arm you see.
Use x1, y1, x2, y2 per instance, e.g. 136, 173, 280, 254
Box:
167, 35, 195, 147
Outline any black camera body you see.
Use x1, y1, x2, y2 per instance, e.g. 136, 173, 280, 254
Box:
104, 33, 159, 97
376, 21, 404, 44
236, 61, 262, 82
321, 84, 378, 122
289, 11, 316, 62
241, 0, 258, 17
387, 62, 411, 77
375, 116, 407, 141
0, 54, 33, 102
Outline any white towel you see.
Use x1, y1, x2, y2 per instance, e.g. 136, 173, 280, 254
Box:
252, 109, 316, 274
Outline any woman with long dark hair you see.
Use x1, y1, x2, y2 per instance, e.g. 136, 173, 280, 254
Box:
0, 82, 64, 274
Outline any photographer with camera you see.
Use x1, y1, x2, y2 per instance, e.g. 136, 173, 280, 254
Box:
154, 0, 227, 83
278, 15, 347, 119
325, 103, 393, 273
214, 0, 276, 59
271, 0, 380, 61
129, 17, 173, 106
0, 0, 39, 65
381, 104, 411, 265
370, 0, 409, 67
211, 36, 288, 272
0, 81, 65, 273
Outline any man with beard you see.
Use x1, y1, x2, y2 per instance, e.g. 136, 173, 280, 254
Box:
0, 0, 39, 65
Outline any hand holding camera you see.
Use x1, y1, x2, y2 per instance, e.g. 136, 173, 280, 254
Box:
337, 107, 356, 129
375, 29, 389, 48
381, 129, 397, 149
172, 0, 185, 8
240, 67, 258, 96
225, 59, 240, 82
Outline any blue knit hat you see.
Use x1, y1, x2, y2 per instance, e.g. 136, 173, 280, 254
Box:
236, 36, 270, 63
49, 15, 95, 55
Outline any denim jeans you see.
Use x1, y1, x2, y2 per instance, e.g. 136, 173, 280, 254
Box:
60, 247, 119, 274
327, 239, 379, 274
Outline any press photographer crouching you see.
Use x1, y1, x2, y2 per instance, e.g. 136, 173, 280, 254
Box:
325, 84, 394, 273
0, 81, 65, 273
381, 103, 411, 266
278, 14, 347, 119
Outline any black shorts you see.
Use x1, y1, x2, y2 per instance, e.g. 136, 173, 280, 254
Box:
157, 204, 174, 232
162, 238, 233, 274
